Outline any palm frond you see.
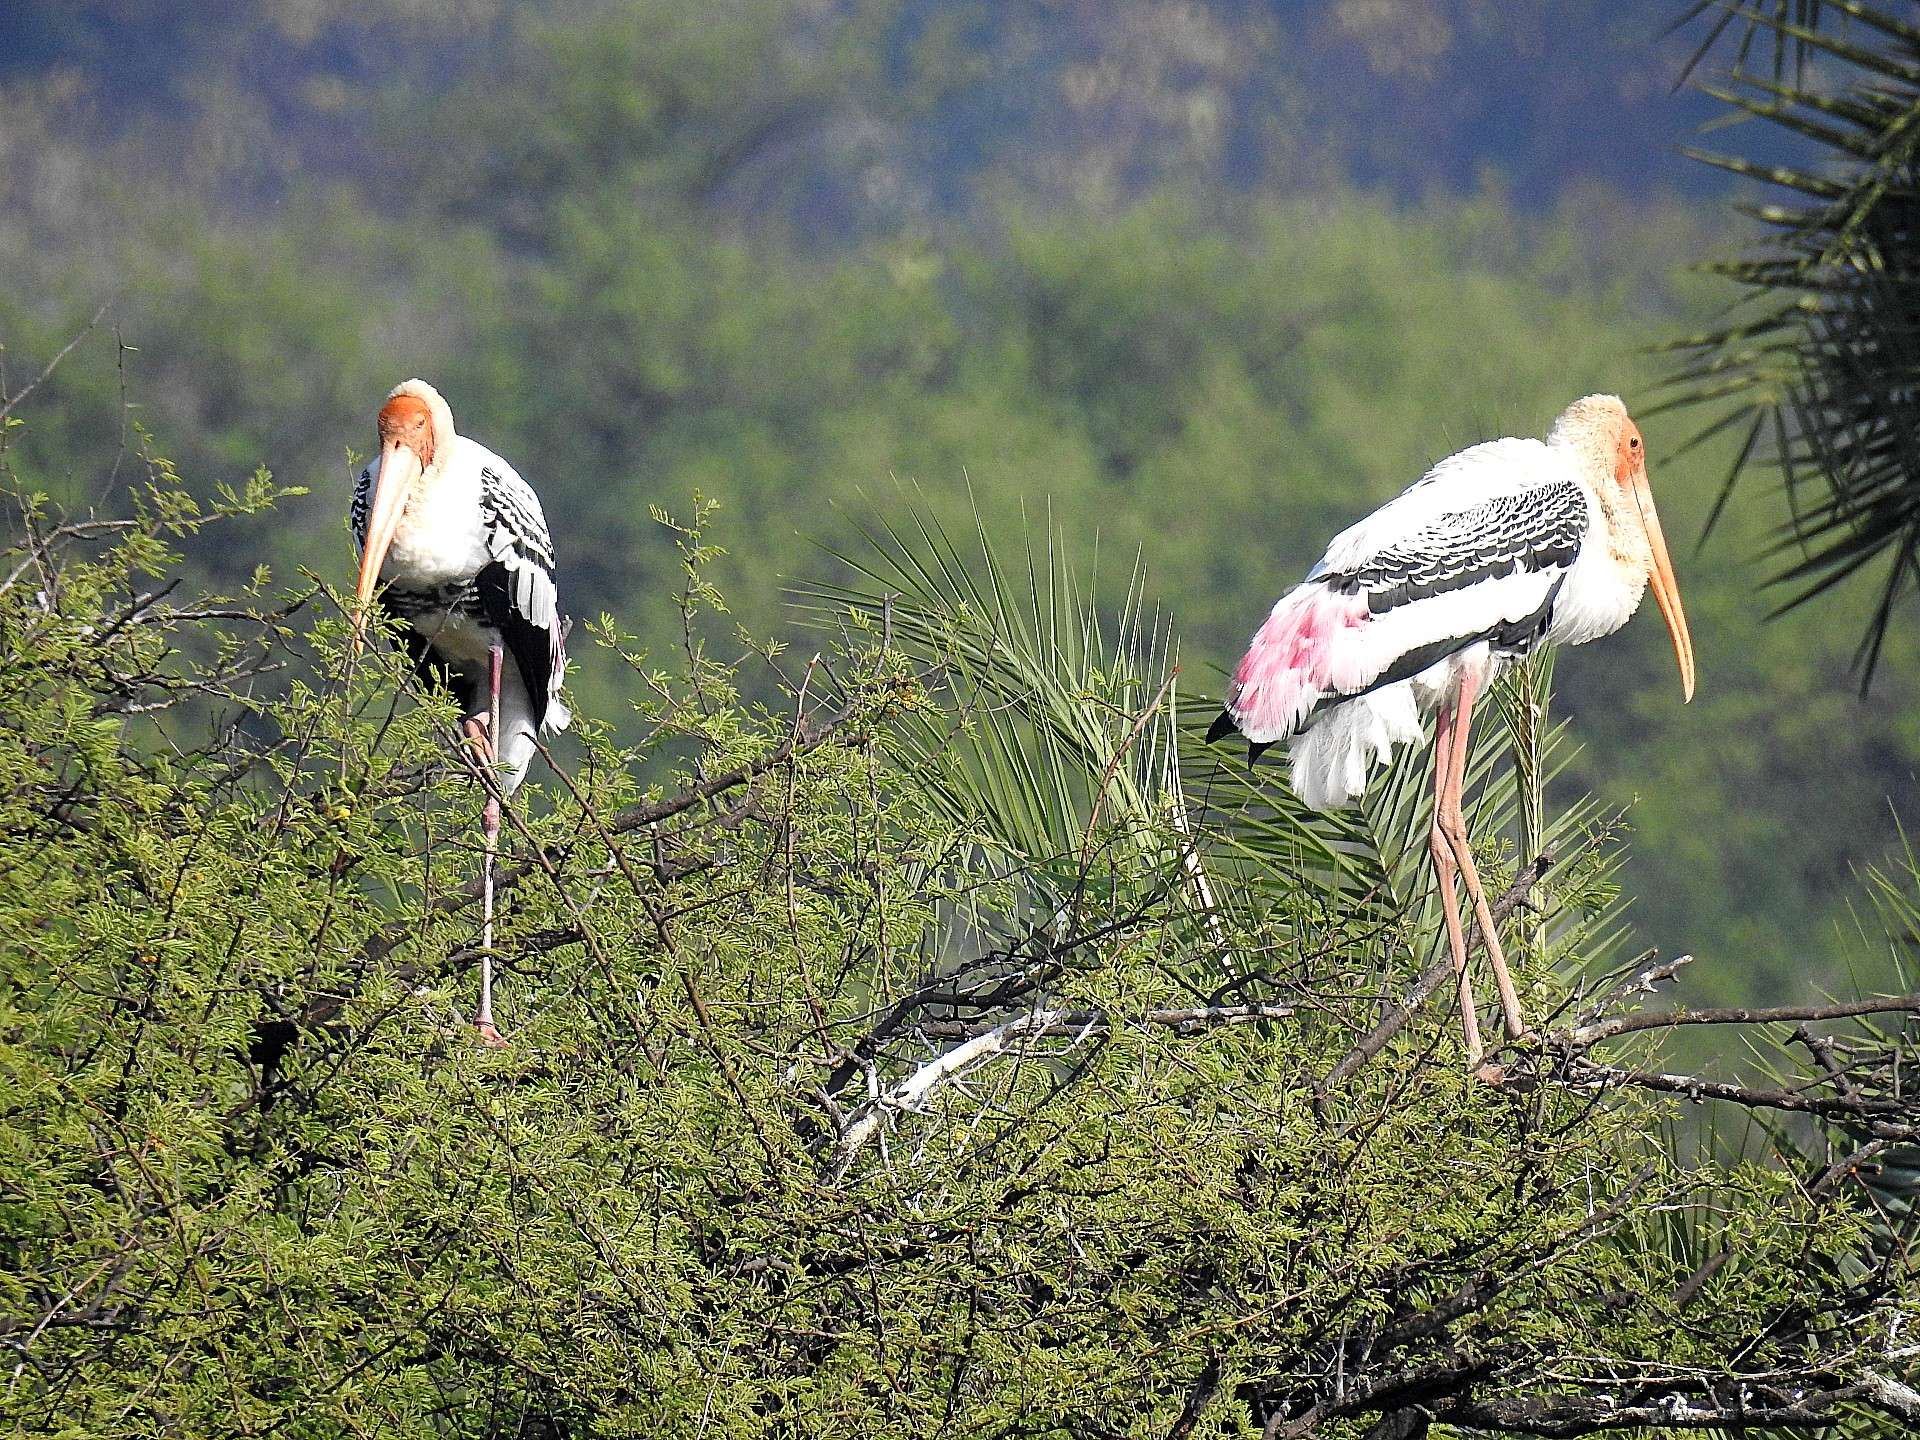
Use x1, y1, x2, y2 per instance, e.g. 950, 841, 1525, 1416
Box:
1663, 0, 1920, 687
799, 496, 1201, 896
1673, 2, 1884, 87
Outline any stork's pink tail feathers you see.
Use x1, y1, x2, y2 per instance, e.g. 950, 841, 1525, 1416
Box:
1223, 585, 1370, 743
1210, 582, 1421, 809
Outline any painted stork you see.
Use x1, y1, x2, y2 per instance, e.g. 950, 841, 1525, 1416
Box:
351, 378, 570, 1044
1207, 394, 1694, 1069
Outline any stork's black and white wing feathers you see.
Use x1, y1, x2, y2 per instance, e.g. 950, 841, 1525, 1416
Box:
350, 464, 373, 553
1318, 479, 1586, 614
1310, 467, 1587, 707
476, 460, 569, 733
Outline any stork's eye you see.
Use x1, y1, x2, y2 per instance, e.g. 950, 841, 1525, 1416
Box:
1629, 436, 1641, 451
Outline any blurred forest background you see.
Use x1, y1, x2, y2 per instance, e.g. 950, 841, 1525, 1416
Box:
1, 0, 1909, 1019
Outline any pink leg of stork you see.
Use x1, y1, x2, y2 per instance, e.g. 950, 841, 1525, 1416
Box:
471, 642, 506, 1047
1429, 691, 1484, 1066
1435, 668, 1529, 1060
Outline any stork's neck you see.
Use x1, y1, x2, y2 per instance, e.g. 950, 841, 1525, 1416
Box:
1556, 435, 1652, 593
416, 439, 452, 489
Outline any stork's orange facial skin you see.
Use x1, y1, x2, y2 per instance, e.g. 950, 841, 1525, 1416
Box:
377, 394, 435, 467
1614, 420, 1695, 703
354, 395, 436, 645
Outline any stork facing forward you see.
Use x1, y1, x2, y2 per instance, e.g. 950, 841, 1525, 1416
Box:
352, 379, 570, 1044
1208, 395, 1694, 1069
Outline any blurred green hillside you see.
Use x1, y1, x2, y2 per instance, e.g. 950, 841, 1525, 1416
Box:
2, 0, 1913, 1027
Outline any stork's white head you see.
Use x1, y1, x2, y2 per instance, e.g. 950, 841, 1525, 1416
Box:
1550, 394, 1695, 702
353, 379, 457, 645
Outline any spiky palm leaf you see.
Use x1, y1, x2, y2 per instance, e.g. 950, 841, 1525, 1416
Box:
800, 501, 1197, 901
1663, 0, 1920, 682
1672, 1, 1841, 83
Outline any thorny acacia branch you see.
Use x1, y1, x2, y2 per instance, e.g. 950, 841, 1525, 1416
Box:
1556, 1055, 1920, 1141
298, 673, 889, 1032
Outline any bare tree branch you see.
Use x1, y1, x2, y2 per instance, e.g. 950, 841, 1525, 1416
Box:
915, 1002, 1297, 1041
1565, 992, 1920, 1047
827, 1000, 1298, 1181
1433, 1372, 1920, 1435
1559, 1056, 1920, 1140
826, 1007, 1085, 1182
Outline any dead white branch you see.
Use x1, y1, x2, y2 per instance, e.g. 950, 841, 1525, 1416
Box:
826, 1001, 1296, 1181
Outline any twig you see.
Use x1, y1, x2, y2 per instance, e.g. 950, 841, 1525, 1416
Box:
1570, 951, 1695, 1029
679, 970, 789, 1186
0, 303, 111, 423
607, 689, 869, 835
1794, 1022, 1863, 1100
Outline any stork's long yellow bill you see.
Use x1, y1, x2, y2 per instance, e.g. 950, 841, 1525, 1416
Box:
352, 440, 420, 649
1629, 470, 1695, 702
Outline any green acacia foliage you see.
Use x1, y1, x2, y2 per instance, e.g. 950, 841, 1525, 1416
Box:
2, 416, 1914, 1437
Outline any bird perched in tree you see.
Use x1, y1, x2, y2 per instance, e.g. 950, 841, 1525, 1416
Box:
351, 378, 570, 1044
1208, 395, 1694, 1069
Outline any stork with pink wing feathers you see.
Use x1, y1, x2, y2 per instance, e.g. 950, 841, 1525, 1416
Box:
1209, 395, 1695, 1071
